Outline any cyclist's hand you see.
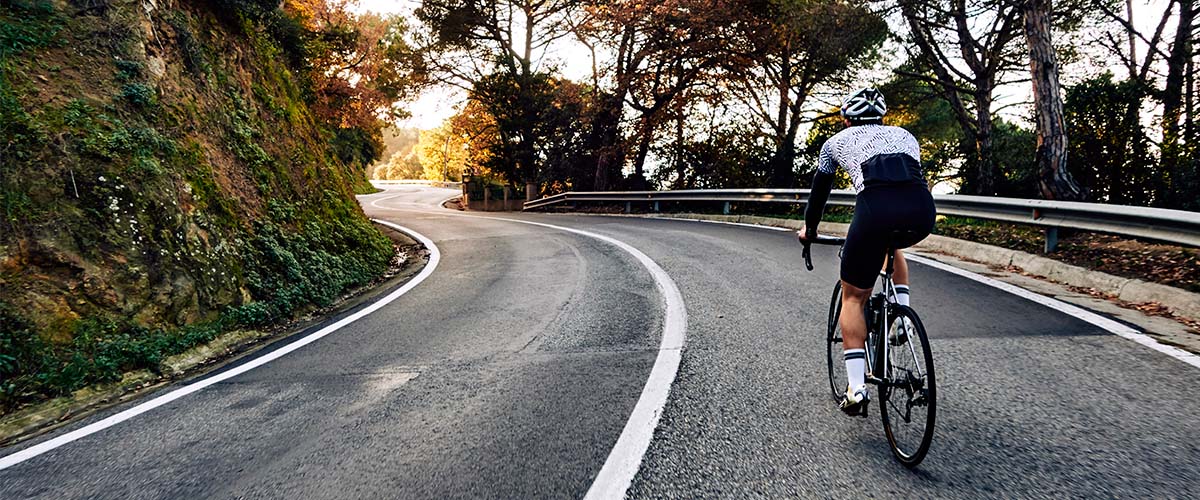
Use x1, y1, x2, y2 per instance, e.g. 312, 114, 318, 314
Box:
799, 228, 814, 270
797, 226, 814, 242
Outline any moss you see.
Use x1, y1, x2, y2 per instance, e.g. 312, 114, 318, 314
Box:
0, 1, 393, 415
0, 1, 65, 60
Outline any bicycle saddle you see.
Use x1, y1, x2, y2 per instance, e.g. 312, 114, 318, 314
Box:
887, 230, 925, 251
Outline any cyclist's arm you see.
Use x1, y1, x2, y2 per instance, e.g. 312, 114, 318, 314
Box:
804, 142, 838, 239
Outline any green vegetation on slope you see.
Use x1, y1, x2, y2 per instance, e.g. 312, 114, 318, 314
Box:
0, 0, 392, 413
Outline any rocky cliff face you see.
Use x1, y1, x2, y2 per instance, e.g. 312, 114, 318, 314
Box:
0, 0, 391, 410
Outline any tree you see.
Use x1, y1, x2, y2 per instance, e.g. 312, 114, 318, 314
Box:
1021, 0, 1085, 200
899, 0, 1028, 195
734, 0, 887, 187
1064, 73, 1156, 204
1159, 0, 1196, 207
378, 151, 423, 180
575, 0, 747, 189
879, 74, 969, 189
416, 0, 583, 190
653, 124, 772, 188
415, 123, 469, 181
286, 1, 427, 130
1087, 0, 1199, 208
463, 71, 593, 195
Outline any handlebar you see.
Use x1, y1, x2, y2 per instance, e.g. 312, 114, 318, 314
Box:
800, 234, 846, 271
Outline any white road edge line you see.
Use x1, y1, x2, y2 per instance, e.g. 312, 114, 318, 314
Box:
904, 254, 1200, 369
429, 210, 687, 500
0, 220, 441, 471
573, 212, 1200, 370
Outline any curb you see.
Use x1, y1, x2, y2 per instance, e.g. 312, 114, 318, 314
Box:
634, 213, 1200, 322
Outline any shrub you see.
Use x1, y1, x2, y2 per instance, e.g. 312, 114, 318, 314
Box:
120, 83, 156, 108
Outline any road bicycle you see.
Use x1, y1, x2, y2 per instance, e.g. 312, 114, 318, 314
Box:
801, 233, 936, 467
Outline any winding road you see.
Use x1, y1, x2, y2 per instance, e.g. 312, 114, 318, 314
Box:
2, 184, 1199, 498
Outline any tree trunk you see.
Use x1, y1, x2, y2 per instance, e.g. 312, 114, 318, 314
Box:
1187, 49, 1195, 146
591, 93, 624, 191
632, 117, 654, 183
1024, 0, 1085, 200
768, 125, 799, 188
974, 93, 997, 196
673, 112, 687, 188
1161, 0, 1194, 205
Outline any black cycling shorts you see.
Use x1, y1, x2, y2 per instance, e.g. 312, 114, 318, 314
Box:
841, 183, 936, 290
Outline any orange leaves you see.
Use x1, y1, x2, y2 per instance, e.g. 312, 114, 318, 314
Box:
279, 1, 425, 131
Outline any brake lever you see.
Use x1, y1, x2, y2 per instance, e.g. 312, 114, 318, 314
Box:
802, 242, 814, 271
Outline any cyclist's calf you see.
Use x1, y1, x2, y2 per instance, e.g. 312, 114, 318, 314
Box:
839, 280, 873, 350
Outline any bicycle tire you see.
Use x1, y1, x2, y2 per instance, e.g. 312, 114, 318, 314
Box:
825, 281, 846, 401
879, 305, 936, 468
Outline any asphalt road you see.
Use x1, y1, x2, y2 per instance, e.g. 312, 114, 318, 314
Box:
2, 185, 1199, 498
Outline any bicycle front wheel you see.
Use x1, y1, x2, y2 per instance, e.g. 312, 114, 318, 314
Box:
879, 305, 936, 468
825, 281, 846, 401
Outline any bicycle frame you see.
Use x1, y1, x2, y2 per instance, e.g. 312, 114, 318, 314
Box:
864, 250, 898, 387
866, 251, 929, 393
807, 235, 937, 466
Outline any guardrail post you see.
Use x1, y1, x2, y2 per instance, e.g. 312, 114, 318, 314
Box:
723, 202, 731, 215
625, 202, 631, 214
653, 201, 659, 212
1044, 227, 1059, 253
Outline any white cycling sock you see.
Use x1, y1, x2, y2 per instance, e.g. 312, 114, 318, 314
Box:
894, 285, 910, 307
844, 348, 866, 390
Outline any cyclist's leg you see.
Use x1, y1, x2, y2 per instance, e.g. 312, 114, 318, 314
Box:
838, 280, 872, 411
838, 193, 887, 400
891, 251, 911, 306
892, 250, 909, 285
840, 194, 883, 352
839, 281, 872, 350
877, 184, 935, 305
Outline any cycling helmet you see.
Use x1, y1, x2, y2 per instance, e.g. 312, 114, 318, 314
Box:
841, 88, 887, 122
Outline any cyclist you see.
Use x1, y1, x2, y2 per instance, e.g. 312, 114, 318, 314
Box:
797, 88, 936, 416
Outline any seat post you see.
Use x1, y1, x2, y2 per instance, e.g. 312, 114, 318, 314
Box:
884, 247, 896, 276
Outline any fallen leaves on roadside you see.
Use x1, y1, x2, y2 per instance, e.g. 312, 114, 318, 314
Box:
935, 220, 1200, 293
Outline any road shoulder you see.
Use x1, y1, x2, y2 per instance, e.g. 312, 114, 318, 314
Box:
0, 223, 429, 448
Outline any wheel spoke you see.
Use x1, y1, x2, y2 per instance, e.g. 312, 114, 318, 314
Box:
880, 308, 935, 467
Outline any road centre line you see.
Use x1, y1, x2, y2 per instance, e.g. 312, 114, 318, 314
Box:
0, 220, 441, 471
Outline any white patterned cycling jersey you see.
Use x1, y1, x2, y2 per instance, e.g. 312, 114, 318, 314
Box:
817, 124, 921, 193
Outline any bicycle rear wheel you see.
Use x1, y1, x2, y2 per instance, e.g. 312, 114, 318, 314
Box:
825, 281, 846, 401
879, 305, 936, 467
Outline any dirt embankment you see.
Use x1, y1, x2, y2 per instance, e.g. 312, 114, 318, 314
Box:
0, 1, 390, 414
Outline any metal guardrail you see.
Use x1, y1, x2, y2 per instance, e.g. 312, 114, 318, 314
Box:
371, 179, 463, 188
523, 189, 1200, 250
